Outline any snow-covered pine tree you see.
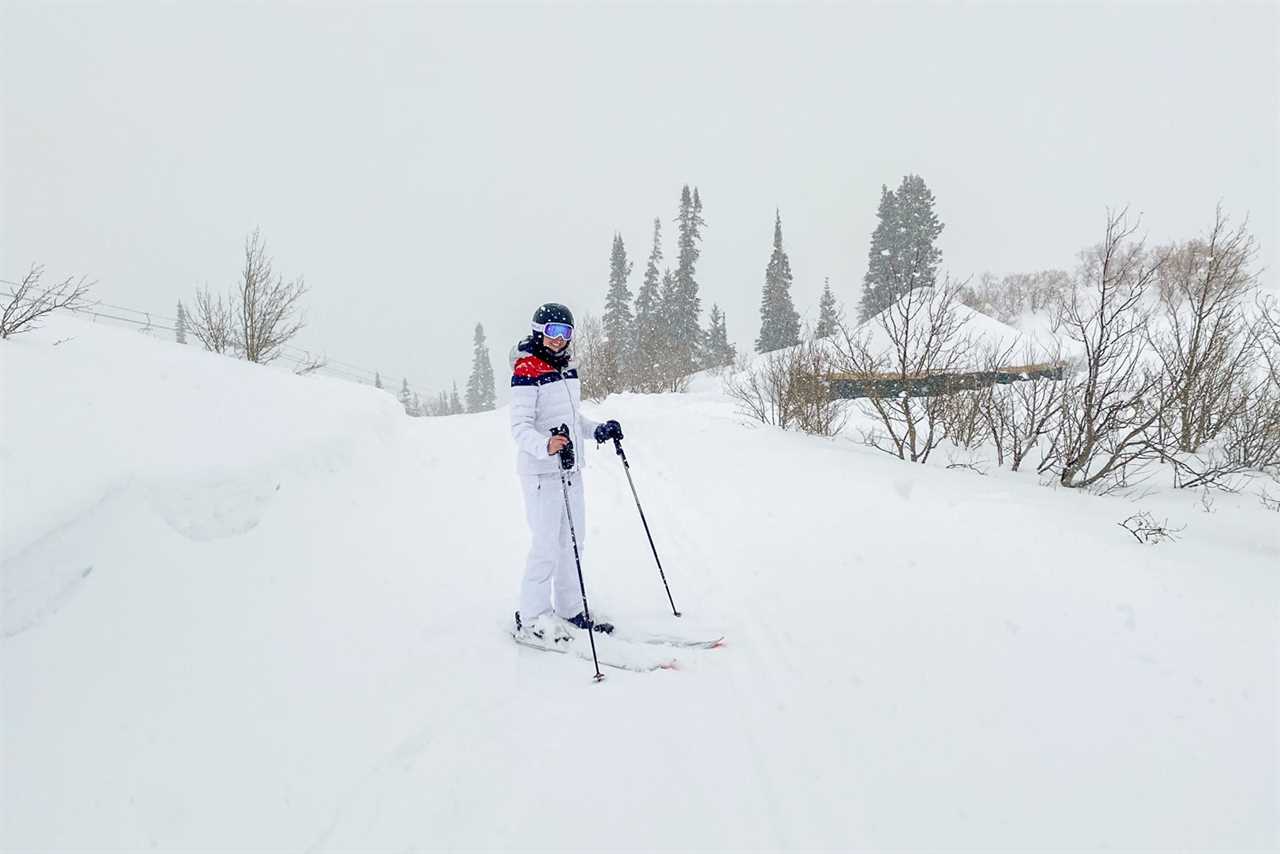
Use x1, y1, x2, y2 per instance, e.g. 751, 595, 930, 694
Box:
671, 185, 706, 376
859, 185, 900, 321
465, 323, 496, 412
375, 371, 384, 390
449, 381, 462, 415
817, 277, 839, 338
399, 378, 413, 415
436, 391, 449, 416
632, 218, 664, 392
175, 300, 188, 344
858, 175, 944, 321
602, 233, 634, 394
755, 210, 801, 353
895, 173, 944, 292
706, 303, 735, 368
411, 391, 423, 418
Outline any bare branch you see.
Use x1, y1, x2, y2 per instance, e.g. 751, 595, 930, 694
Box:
1, 265, 92, 339
188, 286, 235, 354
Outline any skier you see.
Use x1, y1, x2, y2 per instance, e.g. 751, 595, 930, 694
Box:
510, 302, 622, 640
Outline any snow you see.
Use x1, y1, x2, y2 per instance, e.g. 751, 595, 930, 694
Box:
3, 314, 1277, 850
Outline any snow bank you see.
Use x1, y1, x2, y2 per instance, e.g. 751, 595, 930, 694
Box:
3, 313, 1276, 850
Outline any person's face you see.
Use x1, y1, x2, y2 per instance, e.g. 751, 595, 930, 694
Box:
545, 335, 567, 352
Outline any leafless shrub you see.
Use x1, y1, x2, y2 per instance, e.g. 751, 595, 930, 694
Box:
292, 351, 328, 376
1054, 209, 1166, 490
1160, 380, 1280, 490
189, 286, 235, 354
1117, 511, 1183, 544
832, 279, 972, 462
938, 388, 989, 451
1255, 292, 1280, 386
972, 342, 1069, 472
945, 460, 988, 476
1259, 487, 1280, 512
723, 337, 847, 436
958, 269, 1072, 331
1, 265, 92, 339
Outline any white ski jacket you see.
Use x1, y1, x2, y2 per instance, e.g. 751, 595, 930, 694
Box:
509, 346, 601, 476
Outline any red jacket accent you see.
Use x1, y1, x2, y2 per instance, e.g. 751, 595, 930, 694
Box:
513, 354, 556, 379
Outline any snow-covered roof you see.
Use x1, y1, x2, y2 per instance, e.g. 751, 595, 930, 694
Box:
855, 288, 1065, 370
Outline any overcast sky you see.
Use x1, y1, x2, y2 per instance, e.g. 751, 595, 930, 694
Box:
4, 2, 1277, 398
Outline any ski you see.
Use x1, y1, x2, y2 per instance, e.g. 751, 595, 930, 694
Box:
511, 630, 679, 673
586, 618, 724, 649
610, 630, 725, 649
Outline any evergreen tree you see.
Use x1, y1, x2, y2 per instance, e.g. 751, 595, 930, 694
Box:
859, 186, 900, 321
374, 371, 384, 390
601, 233, 634, 394
411, 391, 423, 417
465, 323, 496, 412
670, 185, 706, 377
633, 218, 664, 391
449, 381, 462, 415
706, 303, 735, 368
816, 277, 839, 338
859, 174, 944, 321
437, 391, 450, 416
399, 378, 414, 415
175, 300, 188, 344
755, 209, 801, 353
656, 267, 681, 389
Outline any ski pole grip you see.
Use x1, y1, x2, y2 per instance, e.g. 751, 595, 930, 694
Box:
550, 423, 575, 470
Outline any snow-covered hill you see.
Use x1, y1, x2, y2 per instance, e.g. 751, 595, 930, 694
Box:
2, 316, 1276, 850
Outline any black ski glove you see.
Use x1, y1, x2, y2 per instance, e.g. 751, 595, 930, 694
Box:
593, 420, 623, 443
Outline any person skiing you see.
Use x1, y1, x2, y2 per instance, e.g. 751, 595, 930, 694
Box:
510, 302, 622, 640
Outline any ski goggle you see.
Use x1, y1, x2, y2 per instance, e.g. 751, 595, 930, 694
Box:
536, 322, 573, 341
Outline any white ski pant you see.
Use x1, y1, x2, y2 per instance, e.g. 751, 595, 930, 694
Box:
519, 470, 587, 621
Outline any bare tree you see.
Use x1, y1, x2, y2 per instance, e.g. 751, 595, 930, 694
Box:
188, 286, 235, 354
1, 265, 92, 339
573, 312, 610, 402
1054, 210, 1166, 490
1150, 209, 1263, 455
1255, 292, 1280, 386
833, 279, 972, 462
236, 229, 308, 364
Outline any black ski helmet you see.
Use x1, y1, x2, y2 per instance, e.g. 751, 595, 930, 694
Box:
532, 302, 574, 330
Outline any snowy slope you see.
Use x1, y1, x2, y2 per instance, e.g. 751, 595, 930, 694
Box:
2, 315, 1277, 850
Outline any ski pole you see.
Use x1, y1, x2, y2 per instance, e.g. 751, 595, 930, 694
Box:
608, 436, 681, 617
551, 425, 604, 682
